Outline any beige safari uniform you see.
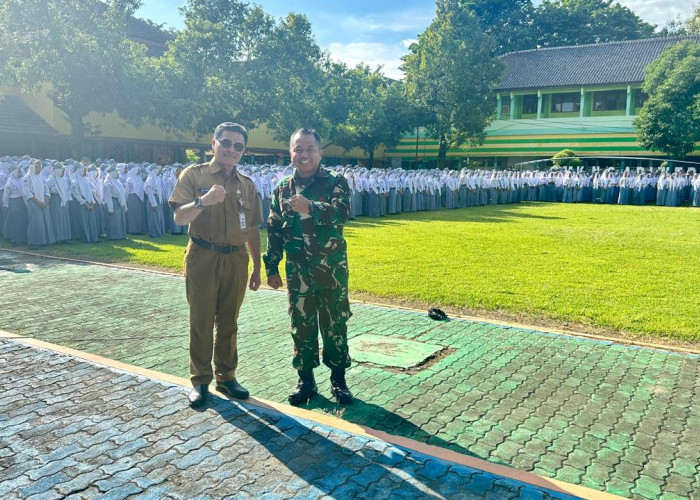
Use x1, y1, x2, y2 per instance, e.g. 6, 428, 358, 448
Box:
169, 159, 262, 386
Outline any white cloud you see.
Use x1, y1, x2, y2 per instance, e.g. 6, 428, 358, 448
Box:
326, 42, 408, 80
315, 5, 434, 38
617, 0, 696, 26
311, 5, 435, 81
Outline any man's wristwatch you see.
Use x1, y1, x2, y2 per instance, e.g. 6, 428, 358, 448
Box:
194, 196, 203, 208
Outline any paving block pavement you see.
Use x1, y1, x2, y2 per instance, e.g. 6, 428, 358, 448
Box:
1, 249, 699, 499
0, 337, 582, 499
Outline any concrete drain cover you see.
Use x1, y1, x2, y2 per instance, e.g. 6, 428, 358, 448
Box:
349, 334, 442, 369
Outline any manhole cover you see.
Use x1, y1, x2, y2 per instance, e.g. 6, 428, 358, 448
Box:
0, 266, 31, 273
349, 334, 442, 369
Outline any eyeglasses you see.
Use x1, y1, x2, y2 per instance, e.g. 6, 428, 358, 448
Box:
216, 138, 245, 152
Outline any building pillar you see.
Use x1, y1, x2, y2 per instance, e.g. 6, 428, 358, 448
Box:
537, 90, 542, 120
509, 93, 515, 121
579, 88, 585, 119
496, 94, 502, 120
626, 85, 632, 116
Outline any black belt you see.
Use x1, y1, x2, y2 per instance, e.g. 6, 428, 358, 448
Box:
191, 237, 241, 254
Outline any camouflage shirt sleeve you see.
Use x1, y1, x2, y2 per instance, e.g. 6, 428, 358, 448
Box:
308, 174, 350, 226
263, 180, 285, 277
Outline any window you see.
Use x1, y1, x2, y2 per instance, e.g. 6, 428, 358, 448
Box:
522, 95, 538, 114
551, 93, 580, 113
593, 90, 627, 111
500, 102, 510, 116
635, 90, 648, 109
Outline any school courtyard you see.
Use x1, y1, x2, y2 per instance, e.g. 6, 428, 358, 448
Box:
0, 248, 698, 499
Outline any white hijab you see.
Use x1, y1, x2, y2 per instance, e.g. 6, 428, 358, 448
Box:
126, 166, 145, 201
104, 171, 127, 208
23, 161, 47, 203
48, 166, 72, 206
73, 166, 95, 203
88, 169, 104, 203
144, 166, 163, 201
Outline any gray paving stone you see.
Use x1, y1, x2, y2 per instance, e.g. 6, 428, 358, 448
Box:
1, 251, 667, 499
0, 336, 578, 499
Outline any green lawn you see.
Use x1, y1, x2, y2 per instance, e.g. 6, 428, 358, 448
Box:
4, 202, 699, 342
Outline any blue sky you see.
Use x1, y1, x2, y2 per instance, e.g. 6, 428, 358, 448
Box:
136, 0, 697, 80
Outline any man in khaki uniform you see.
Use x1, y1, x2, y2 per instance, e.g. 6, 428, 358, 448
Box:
170, 122, 262, 407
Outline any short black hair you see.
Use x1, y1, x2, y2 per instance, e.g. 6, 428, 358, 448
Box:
214, 122, 248, 144
290, 128, 321, 148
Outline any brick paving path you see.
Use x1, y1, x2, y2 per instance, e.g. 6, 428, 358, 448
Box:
0, 338, 578, 499
1, 249, 699, 499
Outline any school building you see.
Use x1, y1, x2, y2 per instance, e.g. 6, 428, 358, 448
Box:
0, 15, 365, 166
3, 23, 699, 168
388, 35, 700, 169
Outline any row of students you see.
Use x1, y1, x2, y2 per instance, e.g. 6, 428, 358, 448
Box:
3, 155, 700, 249
0, 156, 189, 247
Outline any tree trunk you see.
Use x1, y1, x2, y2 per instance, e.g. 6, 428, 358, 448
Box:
438, 134, 448, 169
70, 113, 86, 159
368, 148, 375, 169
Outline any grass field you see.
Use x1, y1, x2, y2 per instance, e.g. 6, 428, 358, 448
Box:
4, 202, 699, 343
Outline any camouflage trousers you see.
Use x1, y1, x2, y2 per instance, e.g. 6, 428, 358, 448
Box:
288, 286, 352, 371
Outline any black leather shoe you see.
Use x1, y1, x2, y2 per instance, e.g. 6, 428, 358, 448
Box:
188, 384, 208, 407
288, 372, 318, 406
330, 370, 353, 405
216, 379, 249, 399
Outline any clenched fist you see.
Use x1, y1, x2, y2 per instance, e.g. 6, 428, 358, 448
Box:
289, 194, 311, 215
202, 184, 227, 206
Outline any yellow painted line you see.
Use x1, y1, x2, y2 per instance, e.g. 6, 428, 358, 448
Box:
0, 329, 624, 500
2, 246, 697, 356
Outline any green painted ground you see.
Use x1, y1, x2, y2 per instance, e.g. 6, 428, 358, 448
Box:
3, 202, 699, 341
1, 250, 699, 500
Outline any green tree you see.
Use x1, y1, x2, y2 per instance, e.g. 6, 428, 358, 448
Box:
151, 0, 274, 136
534, 0, 656, 48
154, 2, 332, 145
658, 4, 700, 35
334, 66, 418, 168
0, 0, 154, 157
552, 149, 581, 168
462, 0, 537, 54
401, 0, 503, 168
634, 41, 700, 159
248, 13, 328, 142
690, 5, 700, 33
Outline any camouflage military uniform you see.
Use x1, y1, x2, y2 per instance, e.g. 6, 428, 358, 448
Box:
263, 166, 352, 371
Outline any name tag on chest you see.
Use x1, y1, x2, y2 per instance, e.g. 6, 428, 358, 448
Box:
239, 212, 247, 230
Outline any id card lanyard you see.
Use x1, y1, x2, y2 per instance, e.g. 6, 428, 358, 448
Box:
237, 189, 246, 230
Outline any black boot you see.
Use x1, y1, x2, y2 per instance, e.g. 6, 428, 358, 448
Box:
330, 367, 353, 405
288, 369, 318, 406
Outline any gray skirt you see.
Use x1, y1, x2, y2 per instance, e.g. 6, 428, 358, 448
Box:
27, 200, 56, 247
49, 196, 72, 242
126, 194, 147, 234
4, 197, 28, 244
106, 198, 127, 240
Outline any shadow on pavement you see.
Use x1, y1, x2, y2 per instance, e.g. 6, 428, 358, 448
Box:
209, 396, 449, 498
306, 394, 479, 459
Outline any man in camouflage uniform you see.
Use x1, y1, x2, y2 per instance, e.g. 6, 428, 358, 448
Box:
263, 128, 353, 406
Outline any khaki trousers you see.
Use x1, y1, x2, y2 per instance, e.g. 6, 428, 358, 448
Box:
184, 241, 249, 386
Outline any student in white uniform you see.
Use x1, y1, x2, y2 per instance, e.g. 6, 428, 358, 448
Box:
46, 162, 72, 243
23, 159, 55, 248
103, 165, 127, 240
71, 163, 100, 243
